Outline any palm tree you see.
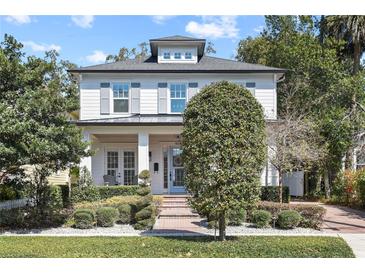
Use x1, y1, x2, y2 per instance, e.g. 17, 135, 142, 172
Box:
325, 16, 365, 74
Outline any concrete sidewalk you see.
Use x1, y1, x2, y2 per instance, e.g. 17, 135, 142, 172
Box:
339, 234, 365, 258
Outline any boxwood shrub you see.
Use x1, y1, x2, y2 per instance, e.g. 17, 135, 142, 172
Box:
252, 210, 272, 228
257, 201, 326, 229
277, 210, 302, 229
136, 186, 151, 197
97, 185, 140, 199
117, 204, 132, 224
96, 207, 119, 227
261, 186, 290, 203
73, 208, 95, 229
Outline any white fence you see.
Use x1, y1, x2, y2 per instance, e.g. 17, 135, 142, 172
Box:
0, 198, 31, 210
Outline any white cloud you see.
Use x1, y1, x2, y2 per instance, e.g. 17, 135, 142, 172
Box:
151, 16, 175, 25
254, 25, 265, 33
5, 15, 32, 25
86, 50, 107, 64
23, 41, 61, 52
185, 16, 239, 39
71, 15, 94, 28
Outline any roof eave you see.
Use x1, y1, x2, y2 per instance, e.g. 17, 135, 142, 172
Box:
68, 69, 287, 74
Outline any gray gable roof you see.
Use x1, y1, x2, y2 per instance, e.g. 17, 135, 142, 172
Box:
69, 55, 286, 73
149, 35, 205, 42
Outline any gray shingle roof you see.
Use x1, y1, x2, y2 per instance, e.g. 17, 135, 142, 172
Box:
69, 55, 286, 73
149, 35, 205, 42
73, 114, 183, 126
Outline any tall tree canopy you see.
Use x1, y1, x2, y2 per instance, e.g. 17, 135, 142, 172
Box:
0, 34, 89, 183
236, 16, 365, 189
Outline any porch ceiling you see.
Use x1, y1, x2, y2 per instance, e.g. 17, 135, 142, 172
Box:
92, 134, 180, 143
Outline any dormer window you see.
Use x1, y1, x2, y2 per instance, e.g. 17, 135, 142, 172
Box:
174, 52, 181, 59
185, 52, 192, 59
163, 52, 170, 59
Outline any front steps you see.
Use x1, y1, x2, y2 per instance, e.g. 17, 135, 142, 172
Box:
152, 195, 205, 233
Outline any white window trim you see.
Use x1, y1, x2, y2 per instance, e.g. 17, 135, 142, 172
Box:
111, 82, 131, 114
163, 52, 171, 59
168, 82, 188, 114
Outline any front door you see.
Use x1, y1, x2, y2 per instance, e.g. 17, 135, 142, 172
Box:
169, 147, 186, 193
106, 149, 122, 184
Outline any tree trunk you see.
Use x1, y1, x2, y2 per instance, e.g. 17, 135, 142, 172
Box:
316, 173, 322, 193
324, 170, 331, 199
345, 148, 354, 170
353, 42, 361, 75
218, 212, 226, 241
278, 171, 283, 204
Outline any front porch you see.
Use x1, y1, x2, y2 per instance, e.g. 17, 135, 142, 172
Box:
80, 126, 186, 194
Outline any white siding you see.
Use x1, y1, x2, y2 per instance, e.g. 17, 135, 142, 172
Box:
79, 73, 278, 120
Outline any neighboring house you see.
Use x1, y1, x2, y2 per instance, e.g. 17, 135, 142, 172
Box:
69, 35, 291, 195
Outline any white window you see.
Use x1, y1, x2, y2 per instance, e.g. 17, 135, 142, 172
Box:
185, 52, 192, 59
113, 83, 129, 113
170, 83, 187, 113
163, 52, 170, 59
246, 82, 256, 96
174, 52, 181, 59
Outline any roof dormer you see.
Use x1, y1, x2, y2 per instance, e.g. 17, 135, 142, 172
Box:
149, 35, 206, 64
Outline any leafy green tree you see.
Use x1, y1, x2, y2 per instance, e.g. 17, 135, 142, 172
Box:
106, 42, 150, 63
182, 81, 267, 241
0, 34, 89, 214
236, 16, 365, 192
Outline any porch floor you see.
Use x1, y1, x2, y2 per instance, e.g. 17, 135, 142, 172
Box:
151, 195, 206, 235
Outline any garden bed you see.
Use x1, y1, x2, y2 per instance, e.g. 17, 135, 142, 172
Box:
0, 236, 354, 258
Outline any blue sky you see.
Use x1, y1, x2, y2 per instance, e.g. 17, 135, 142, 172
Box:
0, 16, 265, 67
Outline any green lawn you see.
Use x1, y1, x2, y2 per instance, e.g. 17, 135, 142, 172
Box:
0, 236, 354, 258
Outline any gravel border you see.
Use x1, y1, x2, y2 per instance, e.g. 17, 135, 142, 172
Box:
0, 222, 327, 237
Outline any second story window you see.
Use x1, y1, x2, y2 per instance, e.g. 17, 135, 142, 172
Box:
163, 52, 170, 59
174, 52, 181, 59
170, 83, 186, 113
185, 52, 192, 59
113, 83, 129, 112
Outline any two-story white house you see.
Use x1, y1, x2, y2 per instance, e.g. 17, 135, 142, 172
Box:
69, 35, 290, 195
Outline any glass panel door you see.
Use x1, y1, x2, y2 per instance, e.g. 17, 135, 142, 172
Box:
169, 147, 186, 193
106, 150, 121, 184
123, 151, 136, 185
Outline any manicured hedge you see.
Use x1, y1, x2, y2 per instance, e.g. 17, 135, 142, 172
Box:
261, 186, 290, 203
277, 210, 301, 229
97, 186, 140, 199
256, 201, 326, 229
96, 207, 119, 227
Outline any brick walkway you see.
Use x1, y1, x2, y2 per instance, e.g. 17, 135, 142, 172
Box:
321, 204, 365, 233
151, 195, 207, 235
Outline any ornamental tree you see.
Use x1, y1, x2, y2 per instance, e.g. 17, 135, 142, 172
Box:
182, 81, 267, 241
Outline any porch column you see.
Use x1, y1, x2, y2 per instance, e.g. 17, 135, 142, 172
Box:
138, 132, 149, 181
80, 130, 92, 172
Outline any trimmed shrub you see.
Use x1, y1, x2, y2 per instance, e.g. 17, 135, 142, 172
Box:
74, 208, 96, 220
256, 201, 326, 229
135, 205, 156, 221
135, 195, 153, 210
74, 212, 94, 229
356, 169, 365, 208
277, 210, 302, 229
227, 208, 246, 226
138, 170, 151, 186
136, 186, 151, 196
261, 186, 290, 203
0, 208, 26, 228
118, 204, 132, 224
97, 185, 139, 199
252, 210, 272, 228
96, 207, 119, 227
133, 217, 155, 230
